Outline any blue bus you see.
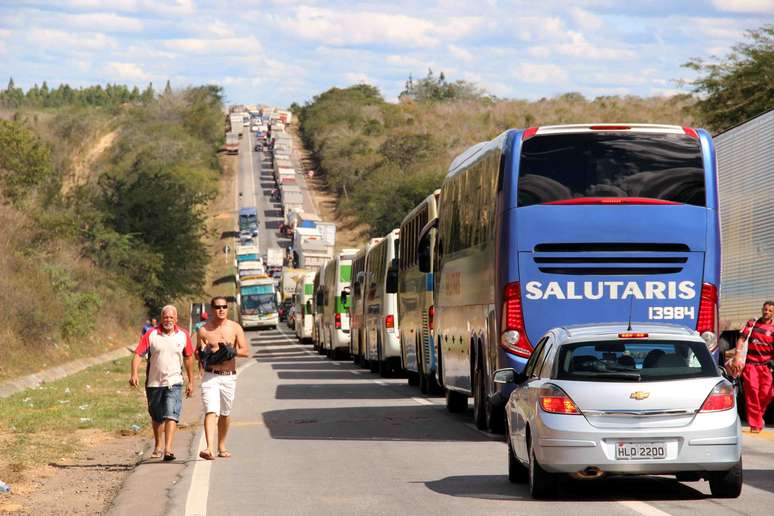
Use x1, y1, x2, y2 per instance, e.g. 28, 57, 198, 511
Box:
434, 124, 720, 432
239, 207, 258, 231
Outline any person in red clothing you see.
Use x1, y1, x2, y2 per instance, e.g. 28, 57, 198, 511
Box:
129, 305, 194, 460
731, 301, 774, 433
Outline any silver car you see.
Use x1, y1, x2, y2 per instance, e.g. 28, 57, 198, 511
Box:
495, 323, 742, 499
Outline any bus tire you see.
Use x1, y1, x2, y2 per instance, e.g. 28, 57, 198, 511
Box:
446, 389, 467, 413
488, 402, 505, 434
418, 372, 428, 393
427, 374, 443, 396
408, 371, 420, 387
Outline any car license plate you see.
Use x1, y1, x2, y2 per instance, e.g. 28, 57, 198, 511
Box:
615, 441, 666, 460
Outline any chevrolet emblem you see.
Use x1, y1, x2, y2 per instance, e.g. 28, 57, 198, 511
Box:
630, 391, 650, 400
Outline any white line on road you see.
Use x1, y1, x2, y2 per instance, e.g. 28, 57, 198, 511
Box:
617, 501, 672, 516
350, 370, 363, 375
411, 397, 434, 406
184, 360, 256, 516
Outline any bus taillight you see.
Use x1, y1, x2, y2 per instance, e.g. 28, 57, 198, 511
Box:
385, 314, 395, 330
500, 282, 532, 357
697, 283, 718, 352
335, 313, 342, 329
428, 305, 435, 331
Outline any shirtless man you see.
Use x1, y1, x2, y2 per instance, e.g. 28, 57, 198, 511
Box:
196, 296, 249, 459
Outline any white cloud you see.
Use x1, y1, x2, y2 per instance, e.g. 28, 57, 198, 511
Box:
163, 36, 262, 56
555, 31, 635, 60
711, 0, 774, 13
285, 7, 480, 47
59, 12, 143, 32
385, 54, 428, 69
27, 29, 118, 52
526, 46, 552, 58
103, 61, 150, 81
514, 63, 568, 84
569, 6, 603, 31
448, 44, 474, 62
344, 72, 372, 84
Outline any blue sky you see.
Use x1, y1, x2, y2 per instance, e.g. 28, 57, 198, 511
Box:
0, 1, 772, 107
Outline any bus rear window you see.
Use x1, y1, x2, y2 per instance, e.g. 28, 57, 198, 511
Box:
518, 133, 705, 207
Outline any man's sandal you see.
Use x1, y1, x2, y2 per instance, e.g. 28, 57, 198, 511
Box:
199, 450, 215, 460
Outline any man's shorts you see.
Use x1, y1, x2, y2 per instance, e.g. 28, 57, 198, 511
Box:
145, 384, 183, 423
201, 372, 237, 416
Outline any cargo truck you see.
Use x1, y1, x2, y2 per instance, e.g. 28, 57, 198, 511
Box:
716, 109, 774, 349
293, 227, 333, 268
280, 267, 306, 301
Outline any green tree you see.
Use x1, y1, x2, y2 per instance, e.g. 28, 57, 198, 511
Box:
683, 24, 774, 132
399, 69, 486, 102
0, 119, 54, 204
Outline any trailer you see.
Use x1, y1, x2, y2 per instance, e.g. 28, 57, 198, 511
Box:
716, 109, 774, 347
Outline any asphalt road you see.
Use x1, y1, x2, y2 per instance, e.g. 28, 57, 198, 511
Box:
168, 326, 774, 516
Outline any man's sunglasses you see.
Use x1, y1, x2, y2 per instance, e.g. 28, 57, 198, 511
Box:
212, 304, 228, 310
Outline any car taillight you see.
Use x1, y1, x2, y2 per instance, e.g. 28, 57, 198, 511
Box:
700, 380, 735, 412
683, 127, 699, 139
539, 384, 581, 415
335, 313, 341, 329
696, 283, 718, 352
428, 305, 434, 331
385, 314, 395, 329
500, 282, 532, 357
522, 127, 538, 141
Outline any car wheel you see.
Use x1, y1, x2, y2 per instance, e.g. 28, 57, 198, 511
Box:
709, 458, 743, 498
529, 438, 556, 499
508, 433, 528, 483
472, 361, 487, 430
446, 389, 467, 413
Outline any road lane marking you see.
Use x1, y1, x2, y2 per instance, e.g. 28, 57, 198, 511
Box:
617, 501, 672, 516
184, 360, 256, 516
411, 397, 434, 406
350, 370, 363, 375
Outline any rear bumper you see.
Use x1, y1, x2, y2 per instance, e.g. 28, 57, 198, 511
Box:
532, 410, 741, 474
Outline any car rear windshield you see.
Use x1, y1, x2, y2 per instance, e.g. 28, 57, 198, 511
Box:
518, 132, 705, 206
556, 340, 717, 382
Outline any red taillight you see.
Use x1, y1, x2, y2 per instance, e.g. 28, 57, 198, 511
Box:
589, 125, 631, 131
697, 283, 718, 351
539, 384, 581, 415
543, 197, 679, 205
522, 127, 538, 141
700, 381, 735, 412
385, 314, 394, 329
618, 332, 648, 339
428, 305, 434, 331
335, 313, 341, 329
683, 127, 699, 139
500, 282, 532, 357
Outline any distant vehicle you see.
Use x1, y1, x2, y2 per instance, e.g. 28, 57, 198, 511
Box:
497, 323, 741, 499
238, 275, 279, 329
321, 249, 358, 359
238, 207, 258, 232
348, 239, 382, 364
239, 229, 252, 241
255, 144, 261, 152
294, 269, 317, 342
279, 298, 293, 322
364, 229, 401, 376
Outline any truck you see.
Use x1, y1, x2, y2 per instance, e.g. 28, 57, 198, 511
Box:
266, 248, 284, 278
716, 109, 774, 347
223, 132, 240, 155
238, 207, 258, 232
237, 275, 279, 329
316, 222, 336, 248
293, 227, 334, 268
280, 267, 306, 301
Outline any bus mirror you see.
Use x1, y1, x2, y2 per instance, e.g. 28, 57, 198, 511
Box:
418, 234, 431, 273
341, 287, 351, 305
386, 259, 399, 294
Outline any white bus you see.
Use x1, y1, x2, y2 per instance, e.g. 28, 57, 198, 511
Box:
321, 249, 358, 359
293, 269, 318, 342
346, 239, 381, 364
238, 275, 278, 329
364, 229, 401, 376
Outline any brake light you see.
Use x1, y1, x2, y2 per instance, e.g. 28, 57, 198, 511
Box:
539, 384, 581, 415
683, 127, 699, 139
696, 283, 718, 352
385, 314, 395, 329
700, 380, 735, 412
589, 125, 631, 131
543, 197, 679, 205
522, 127, 538, 141
428, 305, 434, 331
618, 332, 648, 339
500, 282, 532, 357
335, 313, 341, 329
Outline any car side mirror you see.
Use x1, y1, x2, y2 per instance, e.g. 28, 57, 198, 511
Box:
493, 368, 525, 385
386, 258, 399, 294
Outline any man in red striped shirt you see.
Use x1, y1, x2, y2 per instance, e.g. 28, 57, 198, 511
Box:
733, 301, 774, 433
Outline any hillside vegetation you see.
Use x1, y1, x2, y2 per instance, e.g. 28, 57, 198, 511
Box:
0, 83, 224, 381
299, 25, 772, 238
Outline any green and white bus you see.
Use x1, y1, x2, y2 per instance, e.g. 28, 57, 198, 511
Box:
364, 229, 401, 376
293, 269, 318, 342
321, 249, 358, 359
